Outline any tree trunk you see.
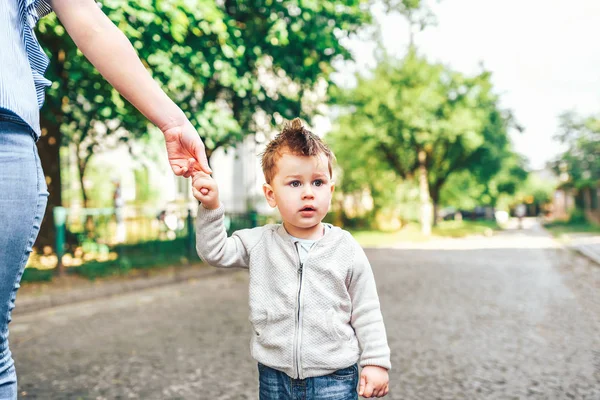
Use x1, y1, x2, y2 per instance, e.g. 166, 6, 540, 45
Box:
77, 153, 89, 208
418, 150, 432, 236
38, 113, 64, 274
583, 187, 591, 212
430, 186, 440, 227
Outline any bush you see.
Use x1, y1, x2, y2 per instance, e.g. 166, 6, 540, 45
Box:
22, 268, 53, 283
73, 260, 123, 280
568, 209, 587, 224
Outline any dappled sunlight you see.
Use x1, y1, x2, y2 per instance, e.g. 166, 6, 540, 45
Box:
356, 219, 564, 251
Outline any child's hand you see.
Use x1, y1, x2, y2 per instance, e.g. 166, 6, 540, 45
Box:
192, 171, 220, 210
358, 366, 389, 398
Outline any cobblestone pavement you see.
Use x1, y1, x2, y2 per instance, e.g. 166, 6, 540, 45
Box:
11, 224, 600, 399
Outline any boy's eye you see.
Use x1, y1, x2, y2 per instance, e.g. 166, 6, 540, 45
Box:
290, 181, 301, 188
313, 179, 324, 187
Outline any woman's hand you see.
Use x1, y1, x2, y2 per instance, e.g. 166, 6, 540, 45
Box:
51, 0, 211, 177
162, 119, 211, 177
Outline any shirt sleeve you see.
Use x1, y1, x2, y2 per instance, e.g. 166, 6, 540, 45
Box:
348, 239, 391, 370
195, 204, 255, 269
28, 0, 53, 20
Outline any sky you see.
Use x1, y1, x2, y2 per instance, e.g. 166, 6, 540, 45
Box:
325, 0, 600, 170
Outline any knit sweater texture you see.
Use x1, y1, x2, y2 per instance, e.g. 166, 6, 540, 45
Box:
196, 204, 391, 379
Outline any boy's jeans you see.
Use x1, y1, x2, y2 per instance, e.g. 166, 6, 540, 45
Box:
258, 363, 359, 400
0, 118, 48, 399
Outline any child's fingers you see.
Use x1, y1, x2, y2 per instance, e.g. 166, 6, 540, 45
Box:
358, 375, 366, 396
363, 381, 375, 398
192, 174, 214, 190
191, 186, 203, 199
182, 164, 192, 179
192, 170, 212, 181
192, 186, 210, 200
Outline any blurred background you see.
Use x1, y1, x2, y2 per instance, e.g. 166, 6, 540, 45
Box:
23, 0, 599, 283
11, 1, 600, 398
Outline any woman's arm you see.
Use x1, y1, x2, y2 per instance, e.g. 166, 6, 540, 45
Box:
49, 0, 211, 176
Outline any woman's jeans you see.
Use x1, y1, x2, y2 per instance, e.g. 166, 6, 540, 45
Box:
0, 119, 48, 399
258, 363, 359, 400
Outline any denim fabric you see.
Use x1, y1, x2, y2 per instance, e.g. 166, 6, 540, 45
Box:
0, 118, 48, 399
258, 363, 359, 400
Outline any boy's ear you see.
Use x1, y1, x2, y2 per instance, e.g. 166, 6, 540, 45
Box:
263, 183, 277, 208
330, 181, 335, 194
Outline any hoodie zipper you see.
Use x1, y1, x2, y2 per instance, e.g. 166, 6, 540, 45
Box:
294, 260, 304, 379
290, 235, 322, 379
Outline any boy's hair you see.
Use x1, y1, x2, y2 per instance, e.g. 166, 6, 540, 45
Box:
261, 118, 335, 184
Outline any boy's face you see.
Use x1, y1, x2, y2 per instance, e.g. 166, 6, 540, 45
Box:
263, 150, 334, 239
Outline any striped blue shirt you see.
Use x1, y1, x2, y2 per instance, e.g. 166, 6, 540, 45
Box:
0, 0, 53, 137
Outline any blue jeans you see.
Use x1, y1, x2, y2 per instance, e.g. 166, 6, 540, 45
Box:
0, 119, 48, 399
258, 363, 359, 400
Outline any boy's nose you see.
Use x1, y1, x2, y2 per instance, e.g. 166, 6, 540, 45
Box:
302, 187, 315, 199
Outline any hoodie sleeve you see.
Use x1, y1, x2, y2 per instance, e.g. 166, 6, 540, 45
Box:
347, 238, 391, 370
195, 204, 258, 269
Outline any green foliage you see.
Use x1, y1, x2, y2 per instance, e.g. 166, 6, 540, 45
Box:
439, 170, 486, 210
440, 153, 529, 209
72, 238, 196, 280
329, 50, 515, 219
349, 219, 498, 247
36, 0, 371, 207
37, 0, 371, 150
567, 209, 588, 224
552, 112, 600, 189
432, 219, 498, 238
22, 268, 54, 283
544, 218, 600, 237
518, 172, 556, 205
74, 258, 132, 281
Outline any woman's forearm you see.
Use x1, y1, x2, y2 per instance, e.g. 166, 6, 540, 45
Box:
50, 0, 186, 131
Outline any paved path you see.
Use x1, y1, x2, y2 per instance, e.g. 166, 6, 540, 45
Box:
565, 233, 600, 266
11, 224, 600, 399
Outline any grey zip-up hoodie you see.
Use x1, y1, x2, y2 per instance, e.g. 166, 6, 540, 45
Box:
196, 204, 391, 379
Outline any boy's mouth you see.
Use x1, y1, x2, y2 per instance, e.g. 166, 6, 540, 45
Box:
299, 206, 316, 212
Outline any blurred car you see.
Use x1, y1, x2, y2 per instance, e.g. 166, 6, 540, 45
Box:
439, 207, 458, 221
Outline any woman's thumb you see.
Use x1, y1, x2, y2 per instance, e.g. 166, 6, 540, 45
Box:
195, 149, 212, 174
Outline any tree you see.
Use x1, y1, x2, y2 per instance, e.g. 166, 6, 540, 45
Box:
35, 0, 371, 247
440, 153, 529, 211
552, 111, 600, 217
553, 112, 600, 189
330, 50, 513, 234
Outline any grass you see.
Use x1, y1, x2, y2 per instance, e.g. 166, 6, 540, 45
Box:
433, 219, 498, 238
543, 220, 600, 238
350, 219, 499, 248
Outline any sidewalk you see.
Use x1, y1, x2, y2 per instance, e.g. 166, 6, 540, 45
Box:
562, 233, 600, 266
14, 263, 230, 316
